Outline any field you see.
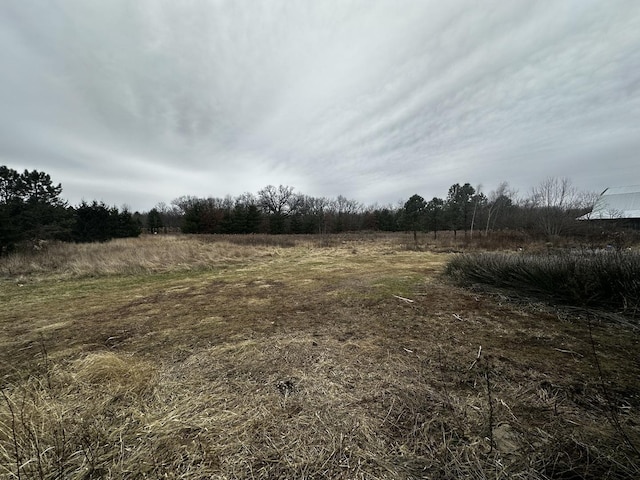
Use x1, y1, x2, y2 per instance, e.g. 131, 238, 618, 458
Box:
1, 234, 639, 479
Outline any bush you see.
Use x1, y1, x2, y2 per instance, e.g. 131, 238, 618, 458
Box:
72, 201, 141, 242
445, 249, 640, 317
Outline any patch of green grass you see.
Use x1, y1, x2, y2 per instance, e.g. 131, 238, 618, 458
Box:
370, 274, 424, 298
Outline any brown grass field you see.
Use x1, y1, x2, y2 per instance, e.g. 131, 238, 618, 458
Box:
1, 233, 638, 479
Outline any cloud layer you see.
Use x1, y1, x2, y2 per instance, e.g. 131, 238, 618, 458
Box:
1, 0, 639, 209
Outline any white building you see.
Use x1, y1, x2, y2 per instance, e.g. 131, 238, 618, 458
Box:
579, 186, 640, 229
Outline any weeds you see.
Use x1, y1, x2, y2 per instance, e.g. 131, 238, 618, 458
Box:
445, 249, 640, 318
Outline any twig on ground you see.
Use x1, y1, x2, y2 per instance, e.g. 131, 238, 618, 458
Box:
392, 294, 414, 303
552, 347, 583, 358
483, 357, 495, 453
468, 346, 482, 371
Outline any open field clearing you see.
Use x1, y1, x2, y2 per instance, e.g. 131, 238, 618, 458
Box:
1, 234, 639, 479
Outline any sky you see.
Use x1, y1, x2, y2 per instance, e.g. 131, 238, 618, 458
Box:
1, 0, 639, 211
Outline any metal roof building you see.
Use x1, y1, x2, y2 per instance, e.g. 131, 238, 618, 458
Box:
579, 186, 640, 226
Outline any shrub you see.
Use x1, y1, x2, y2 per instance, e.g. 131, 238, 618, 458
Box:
445, 250, 640, 317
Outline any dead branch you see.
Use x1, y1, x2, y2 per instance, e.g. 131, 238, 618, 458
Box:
392, 294, 414, 303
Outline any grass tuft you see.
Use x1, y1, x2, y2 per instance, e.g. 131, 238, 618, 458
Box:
74, 352, 158, 396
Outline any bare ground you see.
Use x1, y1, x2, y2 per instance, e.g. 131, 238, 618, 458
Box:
1, 234, 638, 479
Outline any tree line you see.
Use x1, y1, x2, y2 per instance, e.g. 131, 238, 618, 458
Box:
157, 186, 383, 236
146, 178, 597, 239
2, 164, 601, 255
398, 178, 598, 243
1, 166, 141, 255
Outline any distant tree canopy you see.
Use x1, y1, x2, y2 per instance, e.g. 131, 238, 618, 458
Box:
173, 186, 380, 235
164, 178, 600, 239
0, 166, 141, 255
1, 163, 604, 255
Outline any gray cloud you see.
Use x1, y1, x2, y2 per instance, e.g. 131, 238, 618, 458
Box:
1, 0, 639, 210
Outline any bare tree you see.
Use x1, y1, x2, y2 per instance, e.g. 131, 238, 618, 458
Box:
529, 177, 583, 237
484, 181, 516, 234
330, 195, 362, 232
257, 185, 296, 215
291, 195, 332, 234
530, 177, 579, 210
154, 201, 183, 231
576, 190, 601, 220
333, 195, 361, 215
469, 184, 485, 239
171, 195, 201, 215
236, 192, 258, 207
257, 185, 298, 233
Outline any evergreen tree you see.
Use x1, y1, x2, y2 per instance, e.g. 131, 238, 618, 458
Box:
402, 194, 427, 244
230, 204, 248, 233
182, 202, 203, 234
373, 208, 398, 231
147, 208, 164, 233
245, 204, 262, 233
445, 183, 475, 237
71, 201, 140, 242
0, 166, 70, 254
116, 208, 142, 238
72, 201, 112, 242
425, 197, 444, 239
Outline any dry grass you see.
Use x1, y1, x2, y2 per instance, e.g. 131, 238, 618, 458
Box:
0, 235, 286, 280
1, 234, 638, 479
445, 250, 640, 318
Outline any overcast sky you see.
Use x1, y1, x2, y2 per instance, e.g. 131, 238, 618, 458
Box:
1, 0, 639, 211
